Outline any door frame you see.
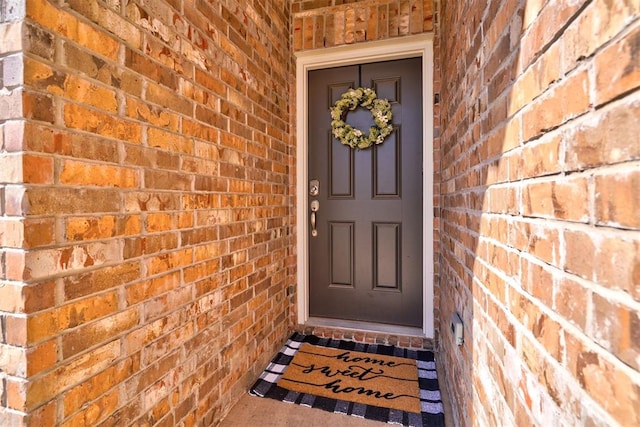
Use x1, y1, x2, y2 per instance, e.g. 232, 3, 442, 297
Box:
295, 33, 435, 338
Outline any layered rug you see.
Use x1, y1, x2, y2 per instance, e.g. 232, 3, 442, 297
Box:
249, 333, 445, 426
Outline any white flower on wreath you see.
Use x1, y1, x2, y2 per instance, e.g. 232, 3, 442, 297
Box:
330, 87, 394, 150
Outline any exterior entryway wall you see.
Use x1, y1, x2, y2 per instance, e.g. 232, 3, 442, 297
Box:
0, 1, 295, 425
439, 1, 640, 426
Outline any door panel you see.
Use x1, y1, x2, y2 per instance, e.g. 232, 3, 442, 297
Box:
308, 58, 423, 327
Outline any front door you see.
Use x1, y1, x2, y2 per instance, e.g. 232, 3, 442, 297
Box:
308, 58, 423, 327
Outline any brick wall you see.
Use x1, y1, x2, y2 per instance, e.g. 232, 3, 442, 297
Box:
439, 0, 640, 425
1, 0, 294, 425
291, 0, 435, 50
1, 3, 27, 426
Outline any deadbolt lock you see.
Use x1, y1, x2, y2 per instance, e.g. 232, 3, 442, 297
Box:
309, 179, 319, 196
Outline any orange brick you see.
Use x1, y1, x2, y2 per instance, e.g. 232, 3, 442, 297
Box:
65, 216, 117, 241
147, 127, 194, 156
63, 262, 141, 300
62, 74, 118, 112
64, 0, 142, 49
22, 217, 55, 248
26, 400, 56, 427
60, 159, 139, 188
62, 309, 139, 358
63, 103, 142, 144
26, 341, 120, 411
62, 356, 139, 417
125, 97, 180, 130
27, 292, 118, 344
125, 271, 181, 306
26, 340, 57, 376
26, 0, 119, 60
61, 388, 119, 427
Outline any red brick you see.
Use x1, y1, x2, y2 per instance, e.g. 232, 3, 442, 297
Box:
565, 98, 640, 171
592, 294, 640, 371
522, 70, 590, 142
519, 0, 588, 69
563, 0, 639, 73
554, 276, 588, 331
22, 217, 54, 248
22, 91, 54, 123
23, 154, 53, 184
594, 235, 640, 299
24, 187, 121, 215
595, 25, 640, 106
595, 169, 640, 229
522, 177, 589, 222
563, 229, 595, 281
572, 345, 640, 425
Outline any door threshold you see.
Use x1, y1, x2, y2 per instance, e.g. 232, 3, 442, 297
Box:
306, 317, 425, 337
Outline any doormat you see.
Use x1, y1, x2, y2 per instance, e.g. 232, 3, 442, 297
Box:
249, 333, 445, 427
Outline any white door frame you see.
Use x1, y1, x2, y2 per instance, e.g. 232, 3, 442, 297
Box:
295, 33, 435, 338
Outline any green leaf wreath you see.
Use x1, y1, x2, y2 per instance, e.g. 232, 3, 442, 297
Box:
330, 87, 394, 149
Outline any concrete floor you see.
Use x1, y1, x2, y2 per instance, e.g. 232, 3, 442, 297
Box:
220, 360, 454, 427
220, 394, 388, 427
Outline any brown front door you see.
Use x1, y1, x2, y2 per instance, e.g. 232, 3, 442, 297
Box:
308, 58, 423, 327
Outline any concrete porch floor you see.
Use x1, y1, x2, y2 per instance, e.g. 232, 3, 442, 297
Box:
220, 357, 454, 427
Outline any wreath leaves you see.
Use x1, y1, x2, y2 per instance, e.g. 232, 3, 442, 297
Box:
330, 87, 394, 149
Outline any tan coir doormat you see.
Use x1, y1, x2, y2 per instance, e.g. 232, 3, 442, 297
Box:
279, 343, 420, 413
250, 333, 445, 427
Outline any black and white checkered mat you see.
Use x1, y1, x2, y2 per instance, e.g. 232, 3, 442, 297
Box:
249, 332, 446, 427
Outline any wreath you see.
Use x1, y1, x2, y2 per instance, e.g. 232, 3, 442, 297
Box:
330, 87, 394, 149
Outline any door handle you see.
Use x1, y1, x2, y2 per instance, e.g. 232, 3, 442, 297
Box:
310, 200, 319, 237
